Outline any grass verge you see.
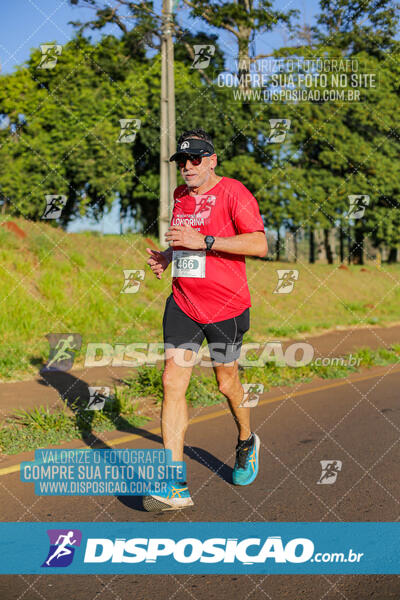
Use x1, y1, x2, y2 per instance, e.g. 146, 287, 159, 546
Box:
1, 218, 399, 380
0, 346, 398, 455
0, 389, 150, 455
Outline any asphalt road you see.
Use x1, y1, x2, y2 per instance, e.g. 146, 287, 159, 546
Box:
0, 364, 399, 599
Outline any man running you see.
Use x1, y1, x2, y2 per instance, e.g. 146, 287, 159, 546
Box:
144, 129, 267, 511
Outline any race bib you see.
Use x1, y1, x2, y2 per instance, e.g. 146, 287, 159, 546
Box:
171, 250, 206, 278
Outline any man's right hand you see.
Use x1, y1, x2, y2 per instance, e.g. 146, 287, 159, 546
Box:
146, 248, 171, 279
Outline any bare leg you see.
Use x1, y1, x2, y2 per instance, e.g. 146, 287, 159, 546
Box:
213, 360, 251, 441
161, 347, 196, 463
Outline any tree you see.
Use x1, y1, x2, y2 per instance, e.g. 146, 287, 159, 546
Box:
182, 0, 298, 81
0, 35, 148, 225
314, 0, 399, 57
0, 32, 252, 232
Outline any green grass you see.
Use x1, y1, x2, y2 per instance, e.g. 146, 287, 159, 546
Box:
117, 345, 400, 403
0, 346, 399, 455
0, 217, 399, 381
266, 323, 312, 337
122, 365, 222, 407
241, 345, 400, 390
0, 390, 150, 455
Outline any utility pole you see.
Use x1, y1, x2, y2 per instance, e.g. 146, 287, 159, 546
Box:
159, 0, 177, 247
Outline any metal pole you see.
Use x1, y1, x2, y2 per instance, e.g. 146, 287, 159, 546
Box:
159, 0, 176, 247
159, 0, 169, 247
166, 0, 177, 214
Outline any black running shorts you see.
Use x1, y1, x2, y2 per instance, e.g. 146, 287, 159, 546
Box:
163, 294, 250, 364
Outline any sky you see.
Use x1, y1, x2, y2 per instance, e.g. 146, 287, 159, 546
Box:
0, 0, 321, 233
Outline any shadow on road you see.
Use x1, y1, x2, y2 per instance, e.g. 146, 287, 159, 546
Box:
38, 368, 157, 449
37, 368, 231, 512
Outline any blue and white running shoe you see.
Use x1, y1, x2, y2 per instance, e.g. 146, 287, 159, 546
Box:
232, 433, 260, 486
143, 481, 194, 512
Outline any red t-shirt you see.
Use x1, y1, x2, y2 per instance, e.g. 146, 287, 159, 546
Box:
170, 176, 265, 323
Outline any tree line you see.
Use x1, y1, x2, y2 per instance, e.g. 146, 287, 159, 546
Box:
0, 0, 399, 263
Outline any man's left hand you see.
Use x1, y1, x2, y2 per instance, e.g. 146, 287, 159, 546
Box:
165, 225, 206, 250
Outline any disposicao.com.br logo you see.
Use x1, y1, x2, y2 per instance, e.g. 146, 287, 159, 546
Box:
82, 536, 363, 565
27, 525, 372, 574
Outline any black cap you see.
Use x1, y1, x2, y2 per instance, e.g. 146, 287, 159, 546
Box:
169, 138, 215, 162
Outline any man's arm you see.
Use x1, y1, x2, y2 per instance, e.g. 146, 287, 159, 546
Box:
207, 232, 268, 258
161, 246, 174, 265
165, 226, 268, 258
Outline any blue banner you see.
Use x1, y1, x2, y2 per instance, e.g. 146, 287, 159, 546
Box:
0, 522, 398, 574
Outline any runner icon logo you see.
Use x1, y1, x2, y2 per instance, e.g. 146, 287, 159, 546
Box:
117, 119, 141, 143
268, 119, 291, 143
317, 460, 342, 485
42, 529, 82, 568
347, 195, 370, 219
120, 269, 145, 293
86, 386, 111, 411
274, 269, 299, 294
174, 195, 216, 225
239, 383, 264, 407
42, 195, 67, 220
191, 45, 215, 69
193, 195, 216, 220
44, 333, 82, 372
38, 44, 62, 69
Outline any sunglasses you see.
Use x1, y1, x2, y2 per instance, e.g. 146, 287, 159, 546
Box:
176, 154, 212, 169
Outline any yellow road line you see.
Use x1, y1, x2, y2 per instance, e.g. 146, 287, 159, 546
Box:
1, 366, 399, 478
